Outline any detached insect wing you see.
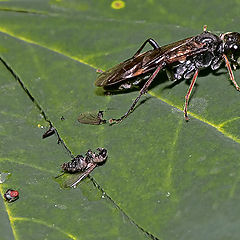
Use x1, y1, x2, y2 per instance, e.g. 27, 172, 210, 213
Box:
77, 110, 106, 125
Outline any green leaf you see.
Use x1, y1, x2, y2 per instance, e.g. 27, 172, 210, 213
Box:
1, 1, 240, 240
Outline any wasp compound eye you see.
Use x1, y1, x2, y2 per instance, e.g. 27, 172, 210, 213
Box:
4, 189, 19, 203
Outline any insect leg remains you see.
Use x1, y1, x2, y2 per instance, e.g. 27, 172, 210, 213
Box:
223, 54, 240, 91
110, 64, 164, 124
70, 163, 97, 188
184, 69, 199, 121
133, 38, 160, 58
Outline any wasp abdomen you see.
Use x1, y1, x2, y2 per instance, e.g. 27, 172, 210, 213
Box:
62, 155, 88, 173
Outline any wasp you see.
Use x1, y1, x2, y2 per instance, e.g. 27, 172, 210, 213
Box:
95, 26, 240, 123
61, 148, 107, 187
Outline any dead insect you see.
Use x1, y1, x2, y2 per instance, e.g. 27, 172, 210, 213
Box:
4, 189, 19, 203
95, 26, 240, 122
77, 110, 106, 125
42, 126, 55, 139
61, 148, 107, 187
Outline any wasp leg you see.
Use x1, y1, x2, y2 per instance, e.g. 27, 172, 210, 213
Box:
184, 69, 199, 121
223, 54, 240, 91
70, 163, 97, 188
133, 38, 160, 58
109, 64, 164, 124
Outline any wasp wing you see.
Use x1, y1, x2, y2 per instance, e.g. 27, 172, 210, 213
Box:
70, 163, 97, 188
95, 35, 207, 87
77, 110, 106, 125
95, 50, 159, 87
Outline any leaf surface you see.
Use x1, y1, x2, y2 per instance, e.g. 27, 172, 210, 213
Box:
1, 1, 240, 239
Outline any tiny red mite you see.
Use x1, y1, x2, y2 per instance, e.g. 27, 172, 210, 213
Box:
95, 26, 240, 123
4, 189, 19, 203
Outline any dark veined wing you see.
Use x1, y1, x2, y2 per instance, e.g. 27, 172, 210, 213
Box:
95, 35, 207, 87
95, 50, 159, 87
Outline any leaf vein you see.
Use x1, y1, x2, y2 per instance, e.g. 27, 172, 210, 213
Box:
0, 185, 18, 240
149, 90, 240, 144
0, 27, 97, 70
13, 217, 78, 240
0, 157, 56, 174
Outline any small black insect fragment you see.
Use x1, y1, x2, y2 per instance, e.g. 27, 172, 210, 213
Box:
4, 189, 19, 203
61, 148, 108, 187
77, 110, 106, 125
42, 126, 55, 139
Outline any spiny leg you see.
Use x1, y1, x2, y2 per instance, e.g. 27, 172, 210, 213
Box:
223, 54, 240, 91
133, 38, 160, 58
109, 64, 164, 124
70, 163, 97, 188
184, 69, 199, 121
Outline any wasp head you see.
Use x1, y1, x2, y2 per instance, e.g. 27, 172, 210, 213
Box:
221, 32, 240, 63
94, 148, 108, 163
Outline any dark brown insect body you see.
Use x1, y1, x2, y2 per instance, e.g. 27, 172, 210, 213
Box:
95, 27, 240, 122
62, 148, 107, 187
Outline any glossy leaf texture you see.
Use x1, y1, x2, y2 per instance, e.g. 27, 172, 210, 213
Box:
0, 1, 240, 240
